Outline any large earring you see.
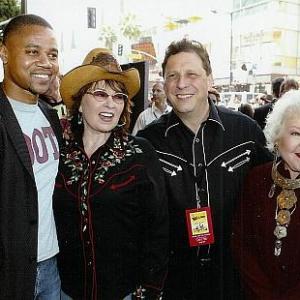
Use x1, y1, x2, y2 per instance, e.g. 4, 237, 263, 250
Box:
77, 112, 83, 125
273, 143, 279, 165
116, 120, 126, 128
116, 114, 126, 128
269, 143, 280, 198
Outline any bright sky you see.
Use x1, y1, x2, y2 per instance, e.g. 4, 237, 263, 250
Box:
122, 0, 232, 27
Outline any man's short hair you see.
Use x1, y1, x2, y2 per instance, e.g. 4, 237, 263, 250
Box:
2, 14, 53, 45
162, 38, 212, 77
280, 78, 299, 95
271, 77, 284, 99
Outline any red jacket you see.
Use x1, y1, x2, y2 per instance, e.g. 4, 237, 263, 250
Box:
232, 161, 300, 300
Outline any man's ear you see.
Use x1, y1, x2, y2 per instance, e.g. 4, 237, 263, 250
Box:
163, 81, 167, 94
207, 74, 214, 89
0, 44, 8, 64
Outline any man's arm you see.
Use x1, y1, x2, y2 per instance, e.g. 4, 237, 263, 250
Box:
135, 137, 168, 299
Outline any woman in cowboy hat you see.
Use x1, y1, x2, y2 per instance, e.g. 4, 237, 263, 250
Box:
53, 48, 168, 300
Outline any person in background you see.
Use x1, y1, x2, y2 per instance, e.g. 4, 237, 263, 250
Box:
254, 77, 284, 129
232, 89, 300, 299
208, 87, 220, 104
238, 103, 254, 119
227, 94, 242, 111
279, 78, 299, 97
0, 14, 62, 299
265, 94, 274, 104
254, 93, 267, 107
53, 48, 168, 300
137, 38, 271, 300
132, 81, 172, 135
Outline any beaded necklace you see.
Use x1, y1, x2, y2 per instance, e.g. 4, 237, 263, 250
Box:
270, 162, 300, 256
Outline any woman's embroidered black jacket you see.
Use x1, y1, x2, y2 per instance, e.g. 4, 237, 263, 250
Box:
53, 132, 169, 300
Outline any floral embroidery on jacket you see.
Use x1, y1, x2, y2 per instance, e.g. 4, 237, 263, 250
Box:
64, 150, 85, 185
62, 135, 142, 185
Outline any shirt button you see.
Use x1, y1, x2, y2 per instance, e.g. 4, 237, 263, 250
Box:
281, 265, 287, 271
91, 160, 95, 165
195, 138, 200, 143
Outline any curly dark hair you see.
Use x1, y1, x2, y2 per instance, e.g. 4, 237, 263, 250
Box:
69, 79, 132, 136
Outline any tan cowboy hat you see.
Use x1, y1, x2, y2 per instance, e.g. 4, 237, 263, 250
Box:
60, 48, 140, 108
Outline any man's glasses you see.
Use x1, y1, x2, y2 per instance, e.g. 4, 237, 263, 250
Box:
86, 89, 128, 104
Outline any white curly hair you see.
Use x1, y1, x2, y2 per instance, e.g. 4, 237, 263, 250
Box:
264, 89, 300, 153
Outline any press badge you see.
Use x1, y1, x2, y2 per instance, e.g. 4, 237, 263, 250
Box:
185, 207, 215, 247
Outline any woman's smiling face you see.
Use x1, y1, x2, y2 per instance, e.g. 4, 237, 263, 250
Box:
80, 80, 125, 134
278, 117, 300, 179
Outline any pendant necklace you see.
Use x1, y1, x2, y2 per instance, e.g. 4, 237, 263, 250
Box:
271, 162, 300, 256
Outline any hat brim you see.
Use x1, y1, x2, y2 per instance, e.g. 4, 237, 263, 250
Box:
60, 64, 140, 109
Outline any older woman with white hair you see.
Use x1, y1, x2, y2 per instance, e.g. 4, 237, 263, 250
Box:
232, 89, 300, 299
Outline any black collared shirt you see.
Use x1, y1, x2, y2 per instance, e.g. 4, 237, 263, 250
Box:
138, 99, 272, 300
138, 100, 271, 254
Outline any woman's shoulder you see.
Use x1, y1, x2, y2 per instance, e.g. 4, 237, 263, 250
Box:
249, 161, 273, 176
129, 134, 155, 150
244, 161, 273, 189
127, 135, 159, 162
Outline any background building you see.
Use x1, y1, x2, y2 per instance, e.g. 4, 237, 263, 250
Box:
225, 0, 300, 93
0, 0, 299, 95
